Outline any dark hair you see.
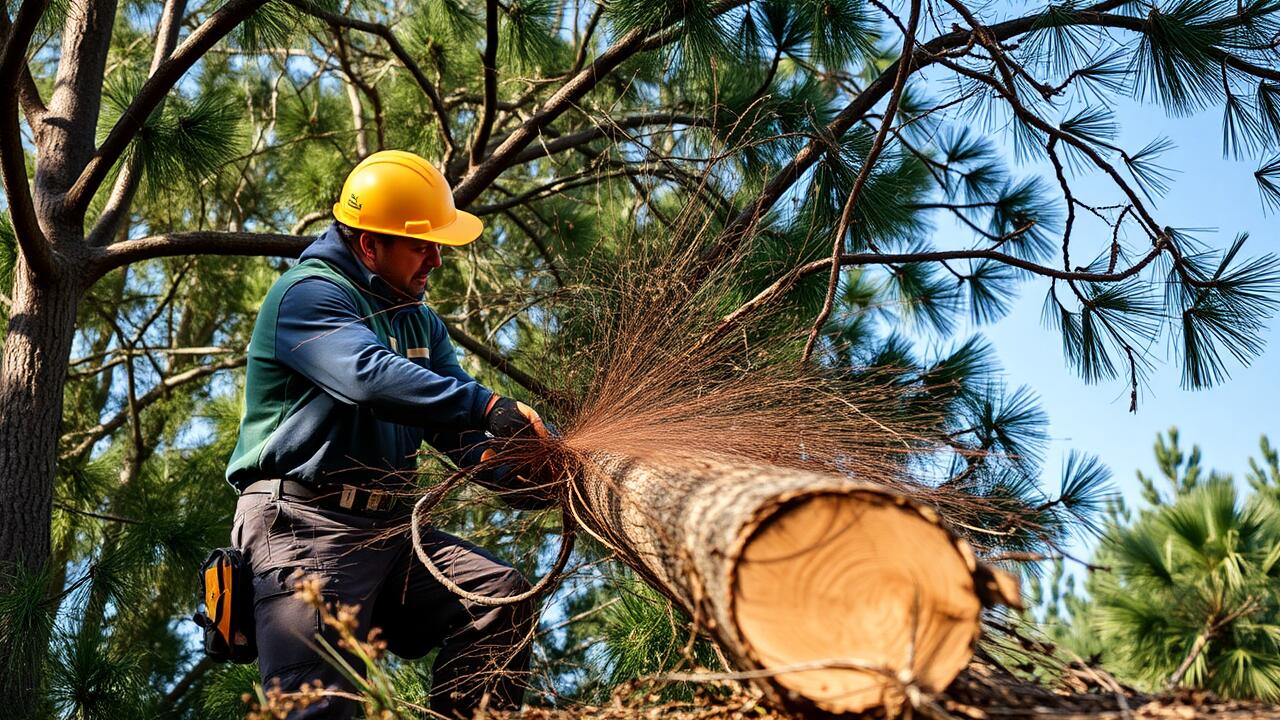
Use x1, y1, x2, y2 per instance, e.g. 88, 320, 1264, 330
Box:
336, 223, 395, 254
335, 221, 360, 246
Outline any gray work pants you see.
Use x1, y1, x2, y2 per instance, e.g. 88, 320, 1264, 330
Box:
232, 491, 536, 719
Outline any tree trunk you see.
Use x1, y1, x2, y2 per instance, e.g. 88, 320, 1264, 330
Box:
0, 260, 83, 718
570, 454, 1015, 715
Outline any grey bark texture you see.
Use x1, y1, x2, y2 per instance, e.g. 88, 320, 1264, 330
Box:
0, 264, 84, 716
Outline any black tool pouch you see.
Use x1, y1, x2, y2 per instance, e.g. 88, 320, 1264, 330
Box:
193, 547, 257, 663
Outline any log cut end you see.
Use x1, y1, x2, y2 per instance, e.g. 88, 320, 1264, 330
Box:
732, 492, 984, 714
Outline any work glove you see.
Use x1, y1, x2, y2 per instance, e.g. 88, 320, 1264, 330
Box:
480, 399, 560, 509
484, 395, 550, 439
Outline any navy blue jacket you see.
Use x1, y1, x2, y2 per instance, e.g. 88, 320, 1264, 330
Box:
226, 225, 496, 490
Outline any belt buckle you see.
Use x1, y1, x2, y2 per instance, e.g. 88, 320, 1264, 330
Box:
365, 489, 388, 512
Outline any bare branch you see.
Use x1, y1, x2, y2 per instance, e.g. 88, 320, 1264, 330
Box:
501, 209, 564, 287
469, 0, 499, 168
570, 4, 603, 76
61, 355, 247, 459
69, 347, 235, 379
704, 0, 1133, 268
292, 210, 331, 235
444, 320, 560, 404
336, 29, 371, 158
88, 231, 312, 279
65, 0, 270, 216
701, 244, 1170, 348
0, 0, 55, 277
53, 502, 142, 525
0, 5, 47, 124
468, 163, 674, 215
937, 56, 1163, 236
162, 657, 216, 708
505, 113, 710, 167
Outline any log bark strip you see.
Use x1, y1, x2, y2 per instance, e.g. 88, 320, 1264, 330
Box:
567, 454, 1016, 715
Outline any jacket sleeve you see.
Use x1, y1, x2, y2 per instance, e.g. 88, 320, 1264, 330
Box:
274, 278, 494, 431
426, 309, 476, 384
422, 311, 556, 509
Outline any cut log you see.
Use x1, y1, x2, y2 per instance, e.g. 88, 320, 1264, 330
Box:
567, 453, 1017, 715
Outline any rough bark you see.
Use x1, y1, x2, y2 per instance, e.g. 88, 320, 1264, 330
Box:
569, 454, 1017, 715
0, 262, 84, 717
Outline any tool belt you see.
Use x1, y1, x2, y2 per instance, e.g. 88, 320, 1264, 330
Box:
240, 478, 410, 518
193, 547, 256, 663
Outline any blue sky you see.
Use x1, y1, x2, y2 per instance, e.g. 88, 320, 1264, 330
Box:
965, 94, 1279, 544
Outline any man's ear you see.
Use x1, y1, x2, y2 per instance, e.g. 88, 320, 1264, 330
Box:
356, 231, 378, 263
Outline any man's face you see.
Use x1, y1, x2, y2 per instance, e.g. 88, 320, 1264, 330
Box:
357, 232, 443, 299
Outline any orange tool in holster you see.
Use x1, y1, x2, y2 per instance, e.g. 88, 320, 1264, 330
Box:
193, 547, 257, 663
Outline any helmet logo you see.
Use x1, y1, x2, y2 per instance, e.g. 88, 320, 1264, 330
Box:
347, 193, 363, 211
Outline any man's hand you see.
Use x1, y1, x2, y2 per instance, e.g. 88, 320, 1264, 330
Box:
484, 396, 550, 439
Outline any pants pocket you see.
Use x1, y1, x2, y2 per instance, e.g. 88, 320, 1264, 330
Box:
252, 566, 325, 682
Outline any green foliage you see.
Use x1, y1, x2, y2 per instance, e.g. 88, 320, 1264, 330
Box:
499, 0, 562, 72
1132, 0, 1230, 115
606, 0, 735, 71
598, 577, 723, 702
0, 564, 57, 684
793, 0, 879, 67
1033, 430, 1280, 700
100, 76, 247, 197
197, 663, 260, 720
0, 209, 15, 302
230, 0, 304, 52
422, 0, 482, 42
1167, 234, 1280, 389
47, 632, 151, 720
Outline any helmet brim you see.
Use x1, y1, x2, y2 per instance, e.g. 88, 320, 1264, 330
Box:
410, 209, 484, 246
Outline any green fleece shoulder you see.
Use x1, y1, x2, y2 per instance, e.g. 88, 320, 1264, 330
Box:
224, 260, 365, 485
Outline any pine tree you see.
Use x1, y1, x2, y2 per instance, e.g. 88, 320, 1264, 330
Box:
1036, 431, 1280, 701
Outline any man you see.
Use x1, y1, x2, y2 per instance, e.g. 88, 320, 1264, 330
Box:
226, 150, 553, 718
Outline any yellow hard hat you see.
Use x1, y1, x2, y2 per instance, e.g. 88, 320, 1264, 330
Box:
331, 150, 483, 246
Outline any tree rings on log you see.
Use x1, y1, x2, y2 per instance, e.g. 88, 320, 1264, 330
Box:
731, 490, 987, 714
571, 456, 1017, 715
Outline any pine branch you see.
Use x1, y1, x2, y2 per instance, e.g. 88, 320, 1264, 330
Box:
450, 0, 750, 208
65, 0, 271, 216
281, 0, 456, 156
